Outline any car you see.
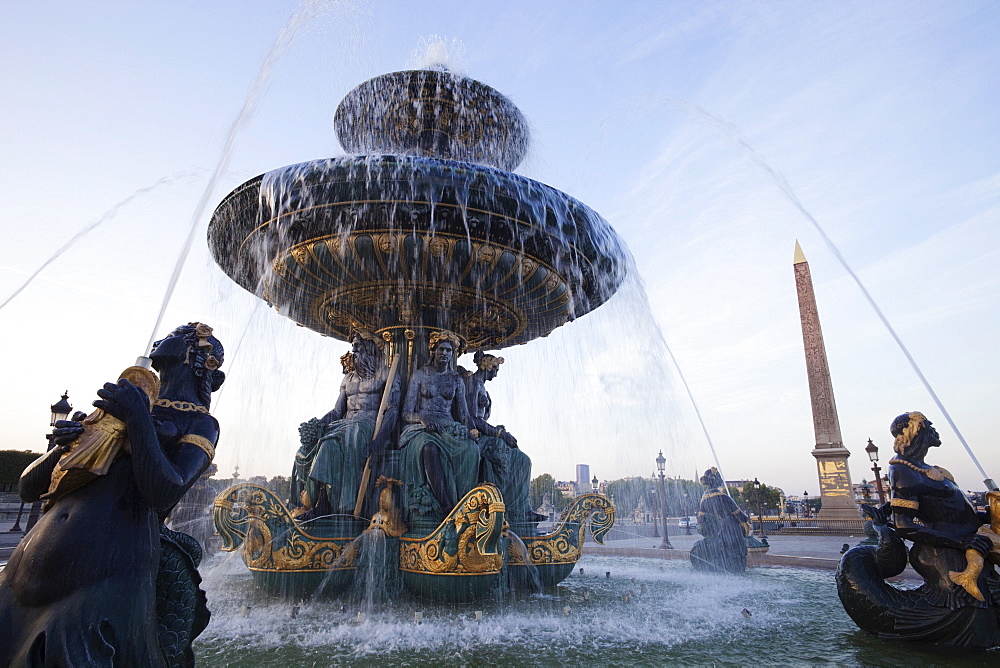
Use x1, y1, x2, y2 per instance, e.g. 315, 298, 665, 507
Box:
678, 516, 698, 529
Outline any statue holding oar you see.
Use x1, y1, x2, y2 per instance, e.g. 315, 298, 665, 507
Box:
289, 328, 400, 520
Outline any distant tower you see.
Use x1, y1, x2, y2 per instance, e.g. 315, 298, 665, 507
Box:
575, 464, 591, 496
793, 241, 857, 520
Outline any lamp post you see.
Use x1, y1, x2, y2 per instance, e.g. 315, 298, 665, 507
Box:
591, 475, 599, 493
656, 450, 674, 549
683, 491, 691, 535
865, 438, 887, 504
748, 477, 766, 539
803, 491, 809, 518
22, 392, 73, 533
50, 391, 73, 428
650, 486, 659, 538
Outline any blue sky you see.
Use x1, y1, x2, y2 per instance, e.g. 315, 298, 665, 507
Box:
1, 0, 997, 499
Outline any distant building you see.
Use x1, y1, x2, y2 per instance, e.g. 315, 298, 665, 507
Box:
536, 494, 556, 522
575, 464, 591, 496
726, 480, 750, 491
555, 481, 576, 498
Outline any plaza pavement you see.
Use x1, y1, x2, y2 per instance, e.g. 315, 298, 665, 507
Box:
2, 519, 920, 581
585, 529, 922, 581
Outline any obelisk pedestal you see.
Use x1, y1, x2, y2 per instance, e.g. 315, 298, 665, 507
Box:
794, 241, 858, 520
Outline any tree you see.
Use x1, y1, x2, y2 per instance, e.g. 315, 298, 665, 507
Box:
603, 476, 706, 521
742, 479, 782, 516
529, 473, 567, 512
267, 475, 291, 500
804, 496, 822, 516
0, 450, 42, 487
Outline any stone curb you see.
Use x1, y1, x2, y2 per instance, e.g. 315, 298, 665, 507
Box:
583, 545, 922, 581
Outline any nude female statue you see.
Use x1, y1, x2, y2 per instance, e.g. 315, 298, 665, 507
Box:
399, 331, 480, 521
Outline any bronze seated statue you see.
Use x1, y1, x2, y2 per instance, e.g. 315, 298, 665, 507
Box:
690, 467, 750, 574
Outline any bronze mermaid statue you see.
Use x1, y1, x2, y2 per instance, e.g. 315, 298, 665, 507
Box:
836, 411, 1000, 649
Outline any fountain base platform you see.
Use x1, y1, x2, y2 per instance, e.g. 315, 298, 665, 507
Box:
213, 484, 615, 603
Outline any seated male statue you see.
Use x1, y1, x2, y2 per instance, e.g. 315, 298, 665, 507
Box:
289, 328, 399, 519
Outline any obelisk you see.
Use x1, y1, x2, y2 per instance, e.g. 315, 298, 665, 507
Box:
793, 241, 857, 520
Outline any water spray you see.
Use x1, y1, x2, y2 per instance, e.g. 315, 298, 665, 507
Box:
0, 171, 197, 315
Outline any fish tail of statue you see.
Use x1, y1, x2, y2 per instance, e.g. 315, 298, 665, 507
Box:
950, 552, 987, 602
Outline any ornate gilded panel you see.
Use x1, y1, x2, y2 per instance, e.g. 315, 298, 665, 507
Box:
214, 484, 358, 573
508, 493, 615, 566
398, 484, 506, 575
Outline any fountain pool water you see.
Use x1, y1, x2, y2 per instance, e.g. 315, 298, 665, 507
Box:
194, 554, 992, 666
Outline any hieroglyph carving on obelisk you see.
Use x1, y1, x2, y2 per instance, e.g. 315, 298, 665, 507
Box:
793, 241, 858, 520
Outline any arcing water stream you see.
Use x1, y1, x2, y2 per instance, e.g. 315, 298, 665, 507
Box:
681, 100, 994, 488
0, 170, 200, 313
143, 0, 335, 357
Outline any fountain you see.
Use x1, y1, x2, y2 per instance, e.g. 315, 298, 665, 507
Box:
208, 68, 620, 603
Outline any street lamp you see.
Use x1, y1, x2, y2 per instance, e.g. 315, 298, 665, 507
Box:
803, 491, 809, 518
650, 486, 659, 538
748, 477, 766, 539
591, 475, 599, 492
50, 391, 73, 427
865, 438, 887, 504
20, 392, 74, 533
655, 450, 674, 549
683, 491, 691, 535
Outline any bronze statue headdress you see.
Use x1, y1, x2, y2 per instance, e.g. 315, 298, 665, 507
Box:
890, 411, 927, 455
428, 329, 464, 355
473, 350, 504, 371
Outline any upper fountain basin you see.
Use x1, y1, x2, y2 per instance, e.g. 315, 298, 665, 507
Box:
207, 155, 627, 349
334, 69, 530, 171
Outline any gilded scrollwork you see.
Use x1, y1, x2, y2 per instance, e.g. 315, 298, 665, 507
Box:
213, 484, 358, 573
398, 484, 506, 575
508, 493, 615, 566
290, 244, 311, 266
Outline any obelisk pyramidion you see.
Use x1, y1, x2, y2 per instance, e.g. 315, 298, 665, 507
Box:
793, 241, 858, 520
